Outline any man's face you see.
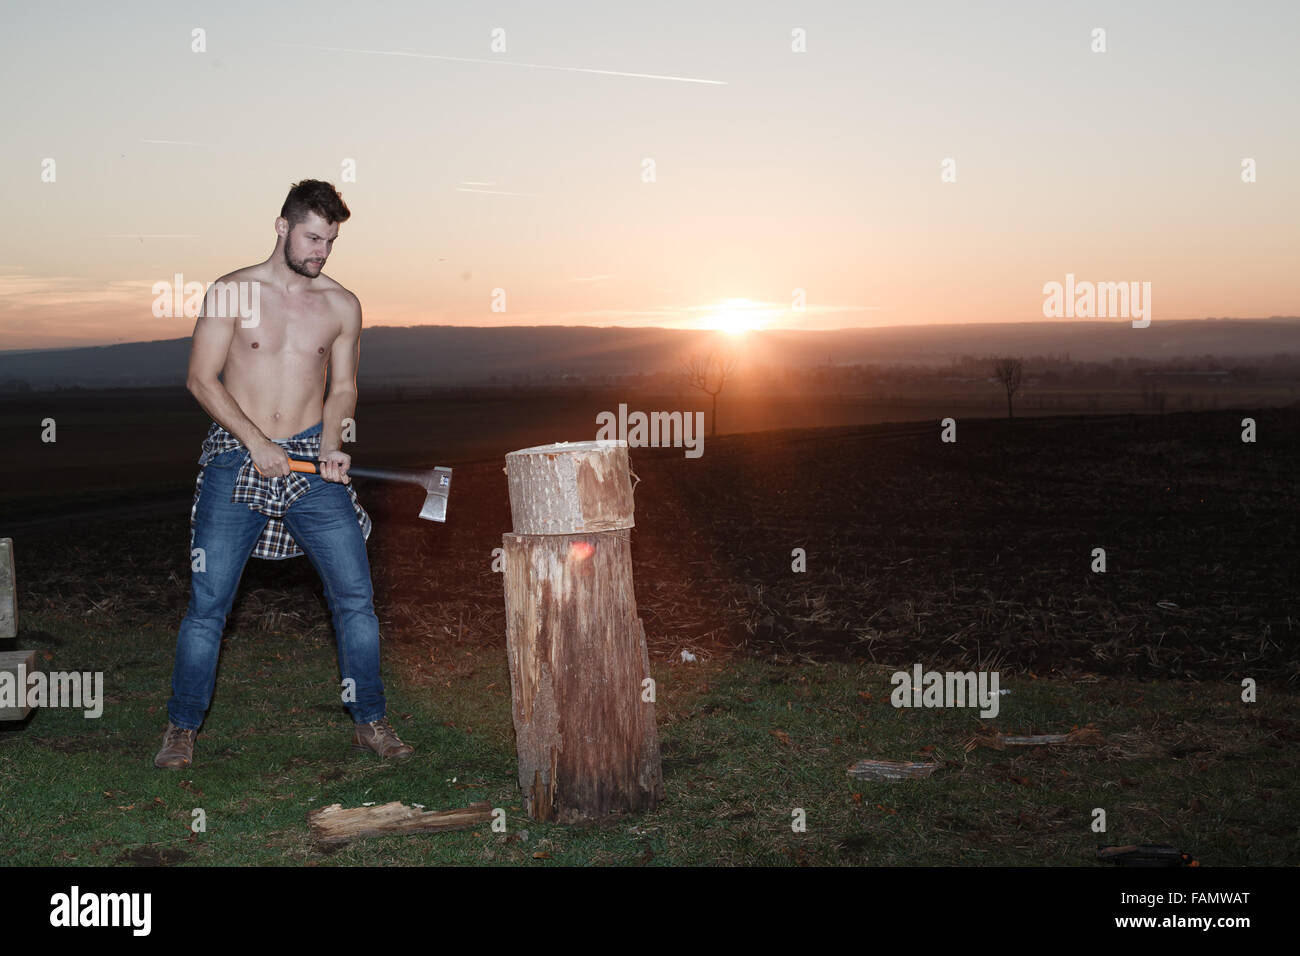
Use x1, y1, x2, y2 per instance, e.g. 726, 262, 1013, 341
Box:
283, 212, 338, 278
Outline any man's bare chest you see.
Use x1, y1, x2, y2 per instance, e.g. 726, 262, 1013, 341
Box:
231, 306, 339, 361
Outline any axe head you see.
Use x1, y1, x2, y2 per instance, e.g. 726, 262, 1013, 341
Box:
418, 467, 453, 522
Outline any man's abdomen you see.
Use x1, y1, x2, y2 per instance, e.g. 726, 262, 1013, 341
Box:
225, 372, 326, 440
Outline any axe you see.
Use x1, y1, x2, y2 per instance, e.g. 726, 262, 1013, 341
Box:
282, 457, 453, 522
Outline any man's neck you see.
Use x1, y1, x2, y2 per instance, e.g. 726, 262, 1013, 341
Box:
265, 251, 317, 294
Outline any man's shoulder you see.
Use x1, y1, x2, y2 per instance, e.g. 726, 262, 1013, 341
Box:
212, 264, 264, 285
315, 272, 356, 300
317, 277, 361, 322
197, 266, 263, 322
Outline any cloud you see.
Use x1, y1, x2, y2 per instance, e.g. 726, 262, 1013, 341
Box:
273, 42, 727, 85
0, 271, 191, 349
0, 272, 158, 309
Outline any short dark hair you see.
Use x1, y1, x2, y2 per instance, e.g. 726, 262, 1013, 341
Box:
280, 180, 351, 229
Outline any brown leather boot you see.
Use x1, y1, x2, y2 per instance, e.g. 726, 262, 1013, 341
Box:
154, 722, 197, 769
352, 717, 414, 759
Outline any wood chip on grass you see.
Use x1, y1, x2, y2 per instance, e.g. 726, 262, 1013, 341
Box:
847, 759, 941, 780
964, 727, 1105, 752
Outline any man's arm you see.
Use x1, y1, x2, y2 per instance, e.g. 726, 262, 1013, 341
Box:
318, 292, 361, 480
186, 281, 288, 475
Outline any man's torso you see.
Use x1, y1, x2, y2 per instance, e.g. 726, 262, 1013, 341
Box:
219, 262, 351, 439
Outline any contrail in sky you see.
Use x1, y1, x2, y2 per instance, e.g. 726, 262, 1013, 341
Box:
273, 42, 727, 85
458, 187, 540, 196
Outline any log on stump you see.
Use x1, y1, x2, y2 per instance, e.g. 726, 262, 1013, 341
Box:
307, 800, 493, 844
505, 440, 636, 535
502, 440, 663, 822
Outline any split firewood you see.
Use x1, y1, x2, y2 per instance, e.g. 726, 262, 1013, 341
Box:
846, 759, 940, 780
307, 800, 493, 844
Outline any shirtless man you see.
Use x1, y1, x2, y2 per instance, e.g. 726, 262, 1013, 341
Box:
155, 179, 413, 769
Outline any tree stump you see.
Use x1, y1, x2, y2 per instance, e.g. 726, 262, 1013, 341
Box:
502, 440, 663, 821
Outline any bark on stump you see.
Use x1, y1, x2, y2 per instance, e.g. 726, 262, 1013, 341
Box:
502, 440, 663, 822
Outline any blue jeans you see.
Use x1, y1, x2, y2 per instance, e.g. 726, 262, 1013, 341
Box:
167, 421, 387, 729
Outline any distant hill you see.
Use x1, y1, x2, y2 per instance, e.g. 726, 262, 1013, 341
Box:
1, 319, 1297, 390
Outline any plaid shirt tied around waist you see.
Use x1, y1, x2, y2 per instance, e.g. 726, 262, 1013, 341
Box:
189, 422, 372, 561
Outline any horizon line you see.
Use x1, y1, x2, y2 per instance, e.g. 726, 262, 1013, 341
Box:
2, 315, 1299, 356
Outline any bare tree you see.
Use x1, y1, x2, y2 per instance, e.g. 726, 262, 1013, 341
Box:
992, 357, 1024, 420
680, 350, 738, 437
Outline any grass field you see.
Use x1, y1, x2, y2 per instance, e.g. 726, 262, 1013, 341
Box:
3, 608, 1297, 866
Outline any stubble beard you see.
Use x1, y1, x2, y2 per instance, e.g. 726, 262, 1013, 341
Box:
284, 242, 324, 278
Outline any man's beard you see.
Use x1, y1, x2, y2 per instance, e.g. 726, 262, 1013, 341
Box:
285, 244, 324, 278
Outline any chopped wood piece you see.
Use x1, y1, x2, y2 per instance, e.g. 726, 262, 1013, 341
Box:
307, 800, 493, 844
0, 538, 15, 638
965, 728, 1105, 751
847, 759, 940, 780
0, 649, 36, 721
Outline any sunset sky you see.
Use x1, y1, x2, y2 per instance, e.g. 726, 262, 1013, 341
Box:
1, 0, 1297, 350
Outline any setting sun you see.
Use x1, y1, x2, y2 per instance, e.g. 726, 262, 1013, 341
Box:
702, 298, 768, 334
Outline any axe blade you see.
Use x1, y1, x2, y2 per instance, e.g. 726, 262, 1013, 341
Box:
327, 462, 453, 523
418, 467, 453, 522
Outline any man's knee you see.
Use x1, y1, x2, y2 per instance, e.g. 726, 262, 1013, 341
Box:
185, 561, 243, 620
327, 578, 378, 615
